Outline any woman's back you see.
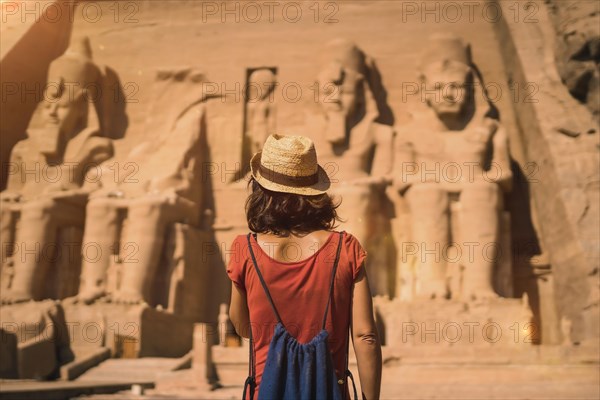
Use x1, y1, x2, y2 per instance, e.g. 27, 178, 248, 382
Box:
228, 134, 381, 399
227, 230, 366, 396
254, 229, 334, 263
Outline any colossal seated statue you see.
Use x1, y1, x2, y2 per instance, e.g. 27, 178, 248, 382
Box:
75, 68, 213, 305
392, 34, 513, 301
1, 36, 123, 304
303, 39, 395, 295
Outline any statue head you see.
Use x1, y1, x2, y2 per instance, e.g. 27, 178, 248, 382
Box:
317, 60, 364, 117
317, 39, 368, 144
420, 34, 474, 123
248, 68, 276, 101
36, 36, 100, 158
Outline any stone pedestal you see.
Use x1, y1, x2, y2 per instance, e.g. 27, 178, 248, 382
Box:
64, 302, 195, 359
374, 297, 536, 361
0, 300, 72, 379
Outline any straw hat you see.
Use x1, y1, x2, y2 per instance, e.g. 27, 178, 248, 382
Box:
250, 134, 331, 195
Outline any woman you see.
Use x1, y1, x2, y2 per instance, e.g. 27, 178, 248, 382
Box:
227, 134, 382, 399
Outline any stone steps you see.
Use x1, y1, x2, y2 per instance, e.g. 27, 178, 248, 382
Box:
76, 355, 191, 383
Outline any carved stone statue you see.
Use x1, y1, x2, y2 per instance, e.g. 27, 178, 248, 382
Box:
1, 37, 118, 304
307, 39, 394, 182
76, 69, 209, 305
296, 39, 395, 295
246, 68, 277, 158
393, 34, 513, 301
229, 68, 278, 182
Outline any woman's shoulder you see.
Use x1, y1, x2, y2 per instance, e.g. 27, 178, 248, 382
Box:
336, 230, 363, 248
326, 231, 366, 259
338, 231, 367, 264
233, 233, 251, 243
226, 235, 253, 285
229, 234, 253, 260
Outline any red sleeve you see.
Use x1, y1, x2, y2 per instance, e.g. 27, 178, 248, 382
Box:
344, 232, 367, 281
226, 235, 248, 291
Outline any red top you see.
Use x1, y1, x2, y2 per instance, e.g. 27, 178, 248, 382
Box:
227, 231, 366, 397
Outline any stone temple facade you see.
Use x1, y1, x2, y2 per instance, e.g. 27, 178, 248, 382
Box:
0, 0, 597, 396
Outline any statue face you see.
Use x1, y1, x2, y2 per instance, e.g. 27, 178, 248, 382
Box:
423, 62, 472, 118
318, 62, 363, 119
36, 81, 87, 156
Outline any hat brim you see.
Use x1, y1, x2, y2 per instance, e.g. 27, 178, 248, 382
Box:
250, 152, 331, 195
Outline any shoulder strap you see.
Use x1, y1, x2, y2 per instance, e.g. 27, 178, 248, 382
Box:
321, 231, 344, 330
243, 234, 260, 400
242, 325, 256, 400
344, 297, 359, 400
246, 233, 284, 326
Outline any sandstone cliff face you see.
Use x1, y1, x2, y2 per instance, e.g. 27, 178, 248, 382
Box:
494, 0, 599, 344
547, 0, 599, 122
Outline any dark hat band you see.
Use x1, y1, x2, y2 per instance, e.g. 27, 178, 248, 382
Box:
258, 164, 319, 187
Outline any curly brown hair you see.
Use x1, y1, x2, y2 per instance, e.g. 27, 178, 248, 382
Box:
245, 178, 341, 236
